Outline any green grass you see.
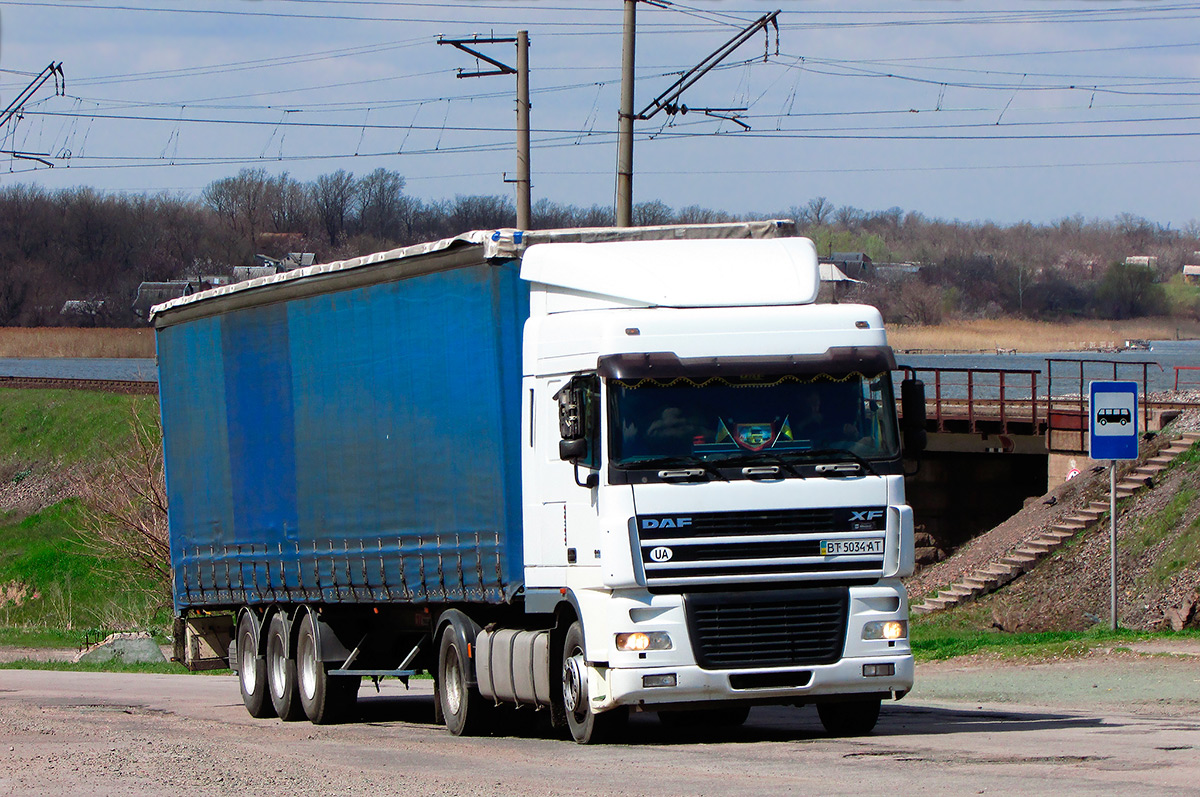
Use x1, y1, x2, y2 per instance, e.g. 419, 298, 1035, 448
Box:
1152, 514, 1200, 585
911, 619, 1200, 662
0, 498, 171, 635
0, 659, 226, 675
1129, 486, 1196, 560
0, 389, 156, 471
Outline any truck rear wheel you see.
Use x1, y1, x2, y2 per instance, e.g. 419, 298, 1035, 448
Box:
266, 613, 305, 721
296, 612, 357, 725
437, 629, 492, 736
561, 621, 627, 744
817, 697, 881, 736
236, 612, 275, 719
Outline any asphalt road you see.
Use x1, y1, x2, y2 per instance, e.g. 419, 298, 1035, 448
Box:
2, 650, 1199, 796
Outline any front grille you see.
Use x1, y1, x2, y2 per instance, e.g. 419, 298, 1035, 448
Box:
637, 507, 886, 588
685, 587, 848, 670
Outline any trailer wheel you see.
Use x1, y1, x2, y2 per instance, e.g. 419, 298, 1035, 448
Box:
296, 612, 357, 725
266, 613, 305, 721
817, 697, 881, 736
561, 621, 627, 744
236, 612, 275, 719
437, 629, 491, 736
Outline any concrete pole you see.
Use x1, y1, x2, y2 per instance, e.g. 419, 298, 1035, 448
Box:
616, 0, 636, 227
516, 31, 531, 230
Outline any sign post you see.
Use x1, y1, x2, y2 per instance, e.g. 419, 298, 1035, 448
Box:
1089, 381, 1139, 631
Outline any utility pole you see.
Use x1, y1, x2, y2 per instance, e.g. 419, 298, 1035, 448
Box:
516, 31, 531, 230
439, 34, 532, 230
615, 7, 780, 227
616, 0, 636, 227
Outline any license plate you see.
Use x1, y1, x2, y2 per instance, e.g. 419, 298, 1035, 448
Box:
820, 538, 884, 556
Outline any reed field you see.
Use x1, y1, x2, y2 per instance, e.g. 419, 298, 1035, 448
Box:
0, 328, 154, 358
0, 318, 1197, 359
887, 317, 1200, 353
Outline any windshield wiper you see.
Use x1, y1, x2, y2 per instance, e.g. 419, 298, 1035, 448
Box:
708, 452, 804, 479
794, 448, 879, 476
615, 456, 728, 481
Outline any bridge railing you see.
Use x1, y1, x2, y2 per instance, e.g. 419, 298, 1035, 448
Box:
896, 366, 1040, 435
1045, 359, 1159, 451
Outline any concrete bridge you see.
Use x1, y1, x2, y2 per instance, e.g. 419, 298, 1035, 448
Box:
896, 358, 1199, 555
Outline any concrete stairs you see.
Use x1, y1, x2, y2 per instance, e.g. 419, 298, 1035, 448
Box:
912, 431, 1200, 616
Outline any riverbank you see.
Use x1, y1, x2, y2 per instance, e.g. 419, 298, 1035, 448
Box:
888, 317, 1200, 353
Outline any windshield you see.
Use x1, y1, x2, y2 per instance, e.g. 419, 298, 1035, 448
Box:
609, 373, 900, 467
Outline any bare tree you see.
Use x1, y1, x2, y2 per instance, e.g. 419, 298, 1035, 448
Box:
355, 168, 407, 241
802, 196, 834, 226
73, 403, 170, 589
634, 200, 674, 227
311, 170, 358, 246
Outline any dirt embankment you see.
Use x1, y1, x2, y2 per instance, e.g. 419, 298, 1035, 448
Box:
906, 411, 1200, 631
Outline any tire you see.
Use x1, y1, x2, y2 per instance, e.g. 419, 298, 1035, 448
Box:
266, 612, 305, 722
561, 621, 627, 744
236, 612, 276, 719
658, 705, 750, 728
817, 697, 881, 736
296, 612, 357, 725
437, 628, 492, 736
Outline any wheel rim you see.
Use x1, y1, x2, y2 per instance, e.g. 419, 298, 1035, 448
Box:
562, 649, 586, 717
297, 630, 317, 702
444, 647, 463, 715
268, 632, 286, 699
239, 630, 257, 694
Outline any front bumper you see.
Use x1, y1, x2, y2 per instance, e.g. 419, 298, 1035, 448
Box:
594, 652, 913, 711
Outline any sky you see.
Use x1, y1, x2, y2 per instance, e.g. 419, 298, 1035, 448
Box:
1, 1, 1199, 228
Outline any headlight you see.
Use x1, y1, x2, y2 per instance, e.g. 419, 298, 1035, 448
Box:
615, 631, 672, 651
862, 620, 907, 641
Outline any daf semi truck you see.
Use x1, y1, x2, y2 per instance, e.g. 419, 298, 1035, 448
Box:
154, 221, 922, 743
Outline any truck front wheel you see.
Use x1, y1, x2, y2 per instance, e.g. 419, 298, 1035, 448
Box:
437, 629, 491, 736
561, 621, 627, 744
817, 697, 881, 736
266, 613, 305, 721
236, 612, 275, 719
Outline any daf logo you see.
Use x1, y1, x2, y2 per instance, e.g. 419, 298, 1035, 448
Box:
649, 547, 674, 562
850, 510, 884, 522
641, 517, 692, 529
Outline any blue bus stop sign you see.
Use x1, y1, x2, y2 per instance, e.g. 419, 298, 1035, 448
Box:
1089, 381, 1139, 461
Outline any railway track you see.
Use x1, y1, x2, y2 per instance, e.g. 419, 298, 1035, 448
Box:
0, 375, 158, 395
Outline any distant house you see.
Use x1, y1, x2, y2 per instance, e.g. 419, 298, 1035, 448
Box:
253, 252, 315, 272
1124, 255, 1158, 269
824, 252, 874, 280
60, 299, 107, 320
132, 280, 201, 320
1184, 264, 1200, 286
232, 265, 279, 283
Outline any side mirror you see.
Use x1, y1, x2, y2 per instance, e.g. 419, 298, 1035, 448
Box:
555, 381, 584, 441
559, 438, 588, 462
900, 377, 927, 455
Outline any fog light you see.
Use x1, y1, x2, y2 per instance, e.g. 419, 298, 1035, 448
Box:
862, 620, 907, 641
643, 673, 677, 688
616, 631, 672, 651
863, 663, 895, 677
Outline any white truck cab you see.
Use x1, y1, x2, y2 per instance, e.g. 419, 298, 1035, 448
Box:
518, 237, 915, 742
